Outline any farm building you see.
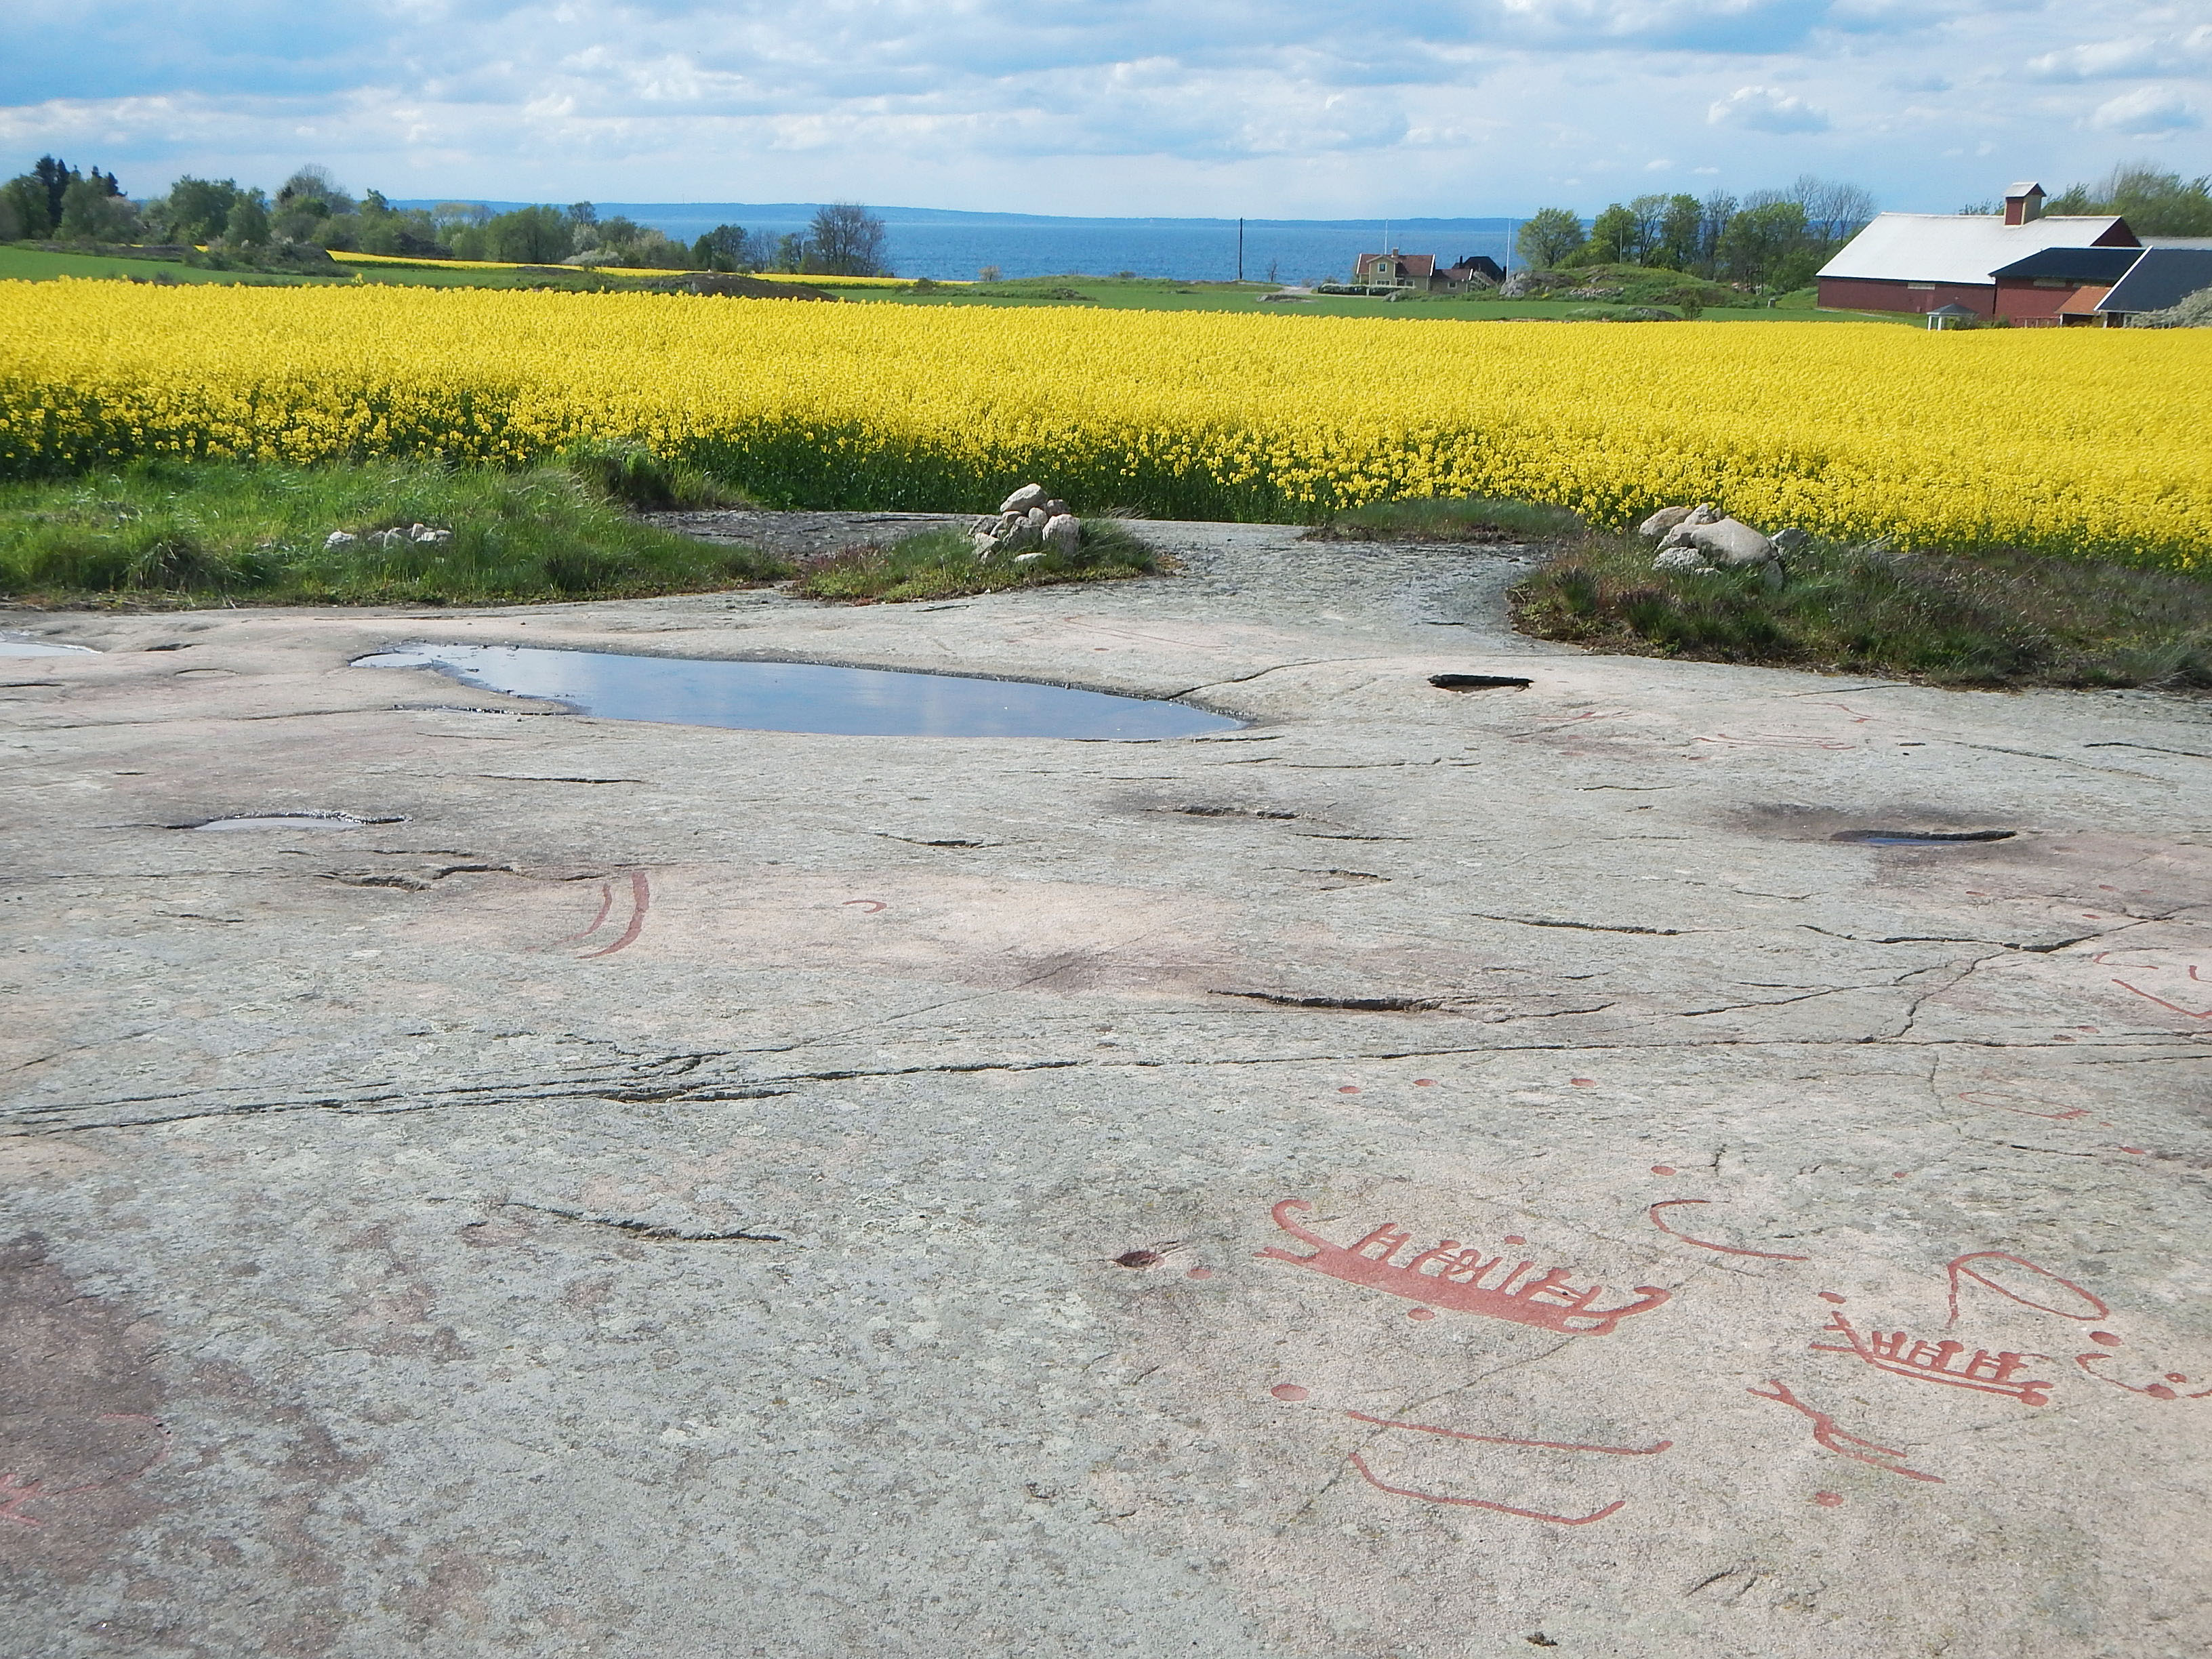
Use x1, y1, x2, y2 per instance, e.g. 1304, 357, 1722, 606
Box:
1817, 182, 2139, 320
1348, 252, 1503, 292
2094, 246, 2212, 324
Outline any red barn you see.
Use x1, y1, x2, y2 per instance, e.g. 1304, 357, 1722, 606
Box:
1817, 183, 2138, 318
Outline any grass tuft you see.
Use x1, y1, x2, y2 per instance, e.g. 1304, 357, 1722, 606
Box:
793, 521, 1161, 604
0, 459, 785, 608
1311, 495, 1586, 544
1511, 529, 2212, 689
562, 441, 750, 510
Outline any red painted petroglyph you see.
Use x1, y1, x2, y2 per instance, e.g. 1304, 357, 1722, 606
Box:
1255, 1200, 1670, 1335
842, 898, 887, 914
1944, 1252, 2108, 1328
1747, 1380, 1943, 1483
1811, 1491, 1844, 1507
2073, 1336, 2212, 1401
1811, 1311, 2053, 1405
1185, 1267, 1214, 1280
1346, 1412, 1671, 1456
549, 881, 615, 946
579, 869, 651, 958
2091, 953, 2212, 1019
1959, 1090, 2093, 1122
1345, 1452, 1626, 1525
1650, 1165, 1677, 1175
1647, 1199, 1811, 1262
1819, 1292, 1847, 1305
0, 1413, 171, 1526
1271, 1385, 1310, 1401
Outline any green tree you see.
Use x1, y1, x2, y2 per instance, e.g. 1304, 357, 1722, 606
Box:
161, 176, 242, 243
1515, 207, 1584, 269
773, 232, 805, 272
226, 191, 271, 249
487, 204, 576, 264
1, 175, 52, 239
1624, 194, 1672, 264
693, 224, 754, 271
1655, 193, 1703, 268
33, 156, 74, 226
1583, 202, 1638, 265
57, 176, 139, 241
807, 202, 888, 275
1718, 200, 1808, 287
2050, 163, 2212, 236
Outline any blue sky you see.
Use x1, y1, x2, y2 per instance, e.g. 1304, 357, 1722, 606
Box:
3, 0, 2206, 216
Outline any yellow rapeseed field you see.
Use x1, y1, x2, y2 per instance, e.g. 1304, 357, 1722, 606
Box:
3, 280, 2207, 565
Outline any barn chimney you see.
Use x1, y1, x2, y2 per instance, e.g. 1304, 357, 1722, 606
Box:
2003, 182, 2045, 226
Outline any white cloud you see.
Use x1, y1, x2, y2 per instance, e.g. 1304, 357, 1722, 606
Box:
2026, 37, 2167, 80
3, 0, 2208, 218
2087, 85, 2201, 134
1706, 84, 1828, 132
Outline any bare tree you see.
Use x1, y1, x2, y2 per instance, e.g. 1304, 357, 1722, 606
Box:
807, 203, 889, 276
1787, 176, 1876, 243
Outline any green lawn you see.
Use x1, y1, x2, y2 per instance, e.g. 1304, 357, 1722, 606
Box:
0, 245, 319, 285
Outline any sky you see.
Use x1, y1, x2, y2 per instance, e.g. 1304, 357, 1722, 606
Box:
3, 0, 2207, 218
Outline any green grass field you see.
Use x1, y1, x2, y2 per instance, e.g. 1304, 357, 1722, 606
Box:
1, 244, 1914, 322
0, 245, 319, 286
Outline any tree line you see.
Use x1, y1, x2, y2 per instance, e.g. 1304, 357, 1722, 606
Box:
0, 157, 894, 276
1978, 164, 2212, 235
1513, 176, 1877, 290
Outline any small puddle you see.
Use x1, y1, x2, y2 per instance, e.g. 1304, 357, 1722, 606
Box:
0, 636, 97, 659
357, 643, 1245, 740
1429, 673, 1531, 691
1830, 829, 2016, 847
189, 812, 390, 833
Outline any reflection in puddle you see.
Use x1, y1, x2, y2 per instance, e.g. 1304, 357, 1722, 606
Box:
1830, 830, 2016, 847
356, 642, 1246, 740
0, 636, 97, 659
191, 813, 380, 832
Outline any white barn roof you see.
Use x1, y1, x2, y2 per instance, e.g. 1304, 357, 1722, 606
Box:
1818, 212, 2134, 287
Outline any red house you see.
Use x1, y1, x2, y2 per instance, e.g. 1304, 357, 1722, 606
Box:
1816, 183, 2138, 319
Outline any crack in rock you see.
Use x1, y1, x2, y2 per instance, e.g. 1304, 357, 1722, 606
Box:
499, 1203, 783, 1242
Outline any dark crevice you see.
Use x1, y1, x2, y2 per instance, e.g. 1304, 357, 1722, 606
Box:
1212, 989, 1446, 1012
1429, 674, 1532, 691
502, 1203, 783, 1242
1472, 914, 1696, 936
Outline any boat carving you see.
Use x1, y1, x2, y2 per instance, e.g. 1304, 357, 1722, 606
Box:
1256, 1199, 1671, 1335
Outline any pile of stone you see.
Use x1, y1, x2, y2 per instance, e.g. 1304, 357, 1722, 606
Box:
326, 524, 453, 551
1639, 505, 1805, 576
971, 485, 1082, 565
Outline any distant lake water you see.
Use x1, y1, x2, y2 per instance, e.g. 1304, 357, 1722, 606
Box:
400, 201, 1519, 285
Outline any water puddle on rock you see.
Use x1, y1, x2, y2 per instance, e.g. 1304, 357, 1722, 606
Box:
357, 642, 1245, 740
0, 636, 97, 659
190, 812, 390, 833
1830, 829, 2016, 847
1429, 673, 1531, 691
